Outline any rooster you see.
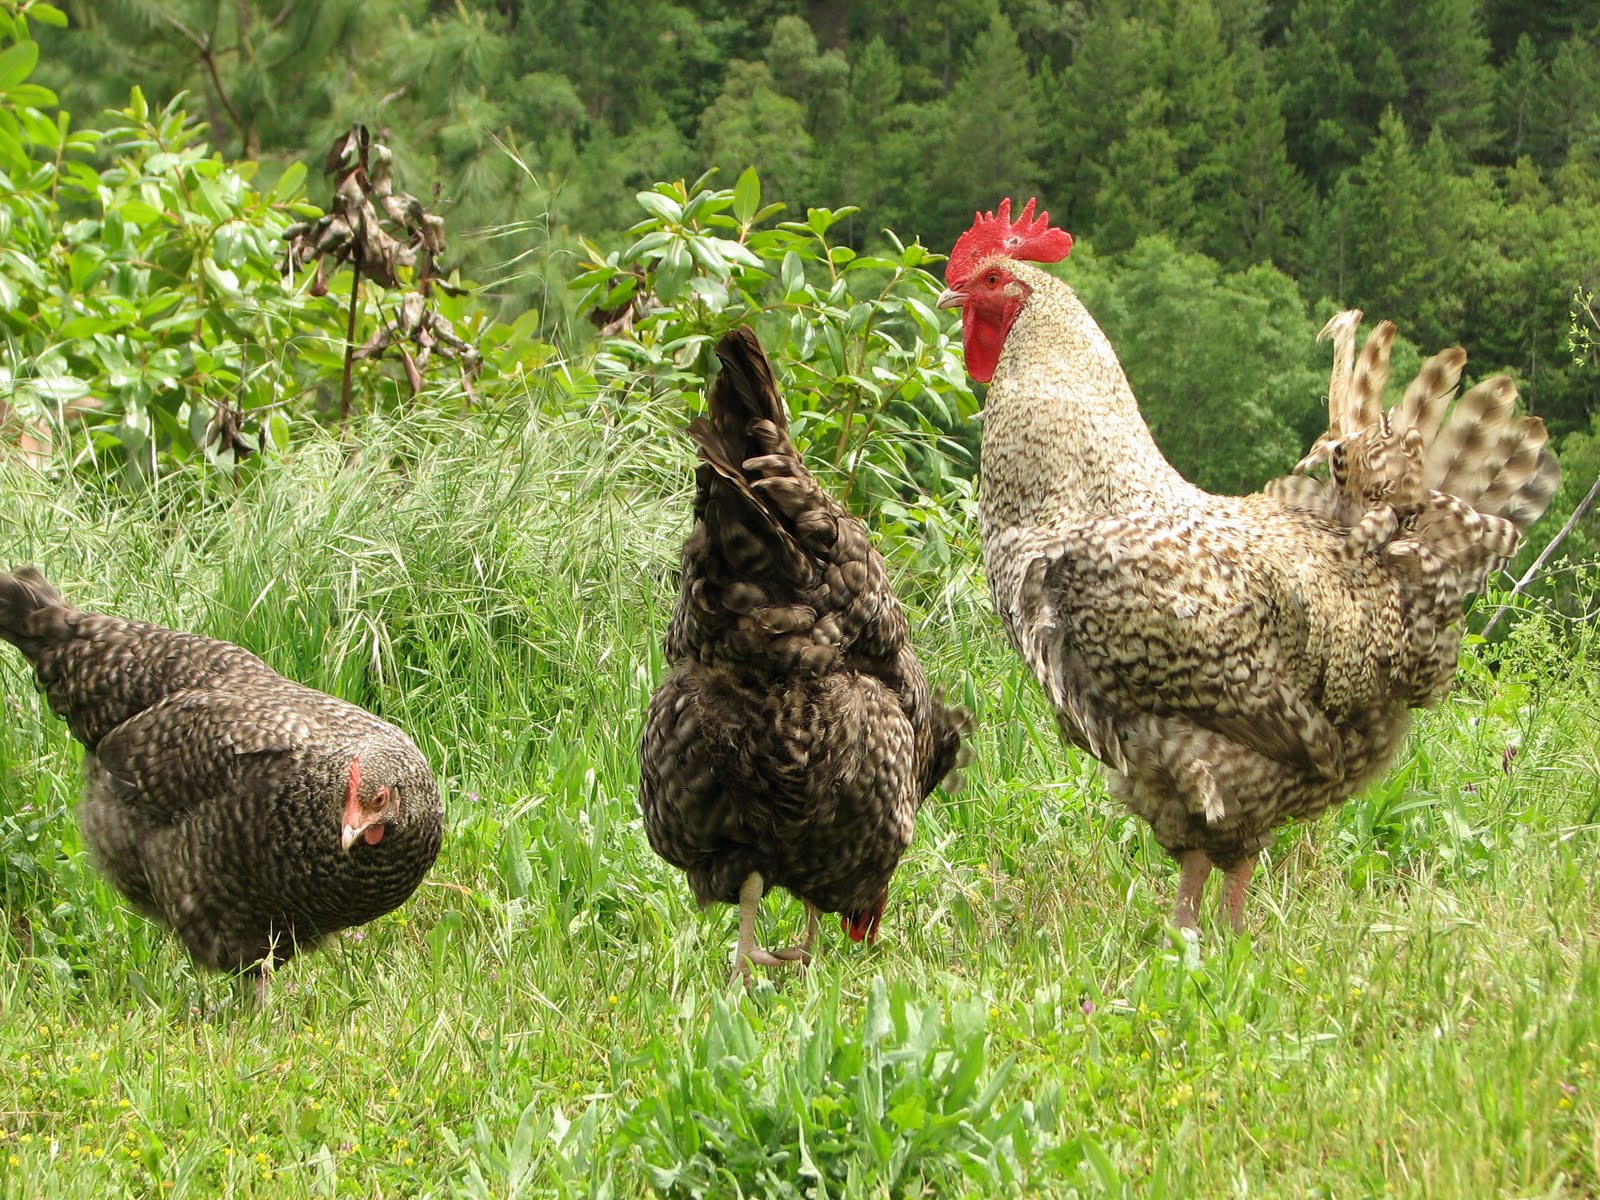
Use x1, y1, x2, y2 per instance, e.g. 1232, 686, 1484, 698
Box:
639, 326, 969, 984
938, 199, 1559, 933
0, 567, 443, 1001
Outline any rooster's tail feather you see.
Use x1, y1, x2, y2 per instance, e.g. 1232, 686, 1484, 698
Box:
1270, 312, 1559, 600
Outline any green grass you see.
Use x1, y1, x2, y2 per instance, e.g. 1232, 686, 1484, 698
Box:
2, 392, 1598, 1199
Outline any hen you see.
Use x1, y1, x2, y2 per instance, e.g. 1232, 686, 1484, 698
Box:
938, 199, 1559, 933
639, 326, 969, 984
0, 568, 442, 1000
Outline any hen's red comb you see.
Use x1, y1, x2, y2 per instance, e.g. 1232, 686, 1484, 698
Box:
945, 197, 1073, 285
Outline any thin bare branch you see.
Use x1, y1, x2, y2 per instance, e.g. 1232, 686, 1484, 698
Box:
1480, 472, 1600, 639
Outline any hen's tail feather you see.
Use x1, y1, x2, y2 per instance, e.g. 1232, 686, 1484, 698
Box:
1395, 347, 1466, 448
0, 566, 69, 656
1297, 311, 1364, 473
706, 325, 797, 466
1321, 309, 1362, 438
1425, 377, 1516, 502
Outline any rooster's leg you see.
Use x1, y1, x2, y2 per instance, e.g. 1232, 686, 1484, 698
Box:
730, 872, 807, 986
1221, 857, 1256, 934
1172, 850, 1212, 932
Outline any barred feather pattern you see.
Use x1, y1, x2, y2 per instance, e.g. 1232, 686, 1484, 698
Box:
639, 326, 969, 933
1278, 311, 1560, 611
972, 266, 1560, 880
0, 568, 442, 979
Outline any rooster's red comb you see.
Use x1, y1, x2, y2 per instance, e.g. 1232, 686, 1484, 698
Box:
945, 197, 1073, 285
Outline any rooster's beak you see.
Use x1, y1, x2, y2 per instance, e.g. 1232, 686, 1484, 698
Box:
936, 287, 965, 309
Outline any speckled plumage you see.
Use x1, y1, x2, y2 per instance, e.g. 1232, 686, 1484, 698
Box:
0, 568, 442, 985
956, 249, 1558, 930
639, 326, 968, 978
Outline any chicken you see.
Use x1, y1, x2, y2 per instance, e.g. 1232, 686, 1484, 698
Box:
937, 199, 1559, 934
639, 326, 970, 984
0, 567, 443, 1001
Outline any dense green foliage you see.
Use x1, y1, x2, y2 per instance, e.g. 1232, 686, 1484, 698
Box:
36, 0, 1600, 445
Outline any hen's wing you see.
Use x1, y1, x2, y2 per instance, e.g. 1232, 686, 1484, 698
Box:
89, 686, 314, 824
994, 517, 1346, 781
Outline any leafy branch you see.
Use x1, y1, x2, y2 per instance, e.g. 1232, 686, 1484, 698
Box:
572, 167, 976, 538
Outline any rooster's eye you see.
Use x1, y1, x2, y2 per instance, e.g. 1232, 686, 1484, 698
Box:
986, 272, 1001, 286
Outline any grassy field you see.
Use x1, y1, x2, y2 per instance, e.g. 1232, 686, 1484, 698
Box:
1, 394, 1597, 1199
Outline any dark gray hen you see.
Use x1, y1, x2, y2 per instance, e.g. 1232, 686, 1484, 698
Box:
639, 326, 969, 985
0, 568, 442, 1001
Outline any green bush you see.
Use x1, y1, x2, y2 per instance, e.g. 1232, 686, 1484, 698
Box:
573, 168, 978, 535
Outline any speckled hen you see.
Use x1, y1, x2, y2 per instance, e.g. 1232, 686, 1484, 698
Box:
0, 568, 442, 999
938, 199, 1559, 933
639, 326, 969, 984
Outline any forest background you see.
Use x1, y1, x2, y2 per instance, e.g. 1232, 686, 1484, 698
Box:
31, 0, 1600, 519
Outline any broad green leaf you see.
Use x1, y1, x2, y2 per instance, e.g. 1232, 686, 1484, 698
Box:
271, 160, 307, 203
635, 190, 682, 224
686, 236, 728, 277
5, 82, 54, 108
732, 167, 760, 225
26, 3, 68, 27
780, 250, 804, 299
0, 40, 39, 91
654, 239, 691, 303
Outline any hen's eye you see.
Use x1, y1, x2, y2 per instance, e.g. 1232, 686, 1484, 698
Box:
986, 272, 1001, 286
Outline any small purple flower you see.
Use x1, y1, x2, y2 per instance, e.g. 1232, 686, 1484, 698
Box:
1081, 999, 1096, 1017
1561, 1082, 1578, 1095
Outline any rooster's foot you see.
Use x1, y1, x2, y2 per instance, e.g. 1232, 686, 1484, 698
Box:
1171, 849, 1213, 933
1222, 857, 1256, 935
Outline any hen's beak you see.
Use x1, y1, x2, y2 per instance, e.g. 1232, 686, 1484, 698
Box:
936, 287, 966, 309
340, 784, 394, 852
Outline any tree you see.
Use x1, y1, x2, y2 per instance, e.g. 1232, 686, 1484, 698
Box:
38, 0, 381, 160
1494, 35, 1553, 163
1310, 111, 1481, 348
696, 61, 814, 211
928, 10, 1046, 248
1274, 0, 1406, 189
1068, 237, 1321, 493
1090, 89, 1193, 254
1192, 66, 1311, 268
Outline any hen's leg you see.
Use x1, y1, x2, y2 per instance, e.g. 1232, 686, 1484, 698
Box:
238, 963, 271, 1008
767, 902, 819, 964
730, 873, 807, 986
1221, 857, 1256, 934
1172, 850, 1212, 932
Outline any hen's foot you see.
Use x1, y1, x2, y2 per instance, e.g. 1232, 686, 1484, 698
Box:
238, 964, 271, 1009
729, 874, 813, 987
766, 903, 820, 964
